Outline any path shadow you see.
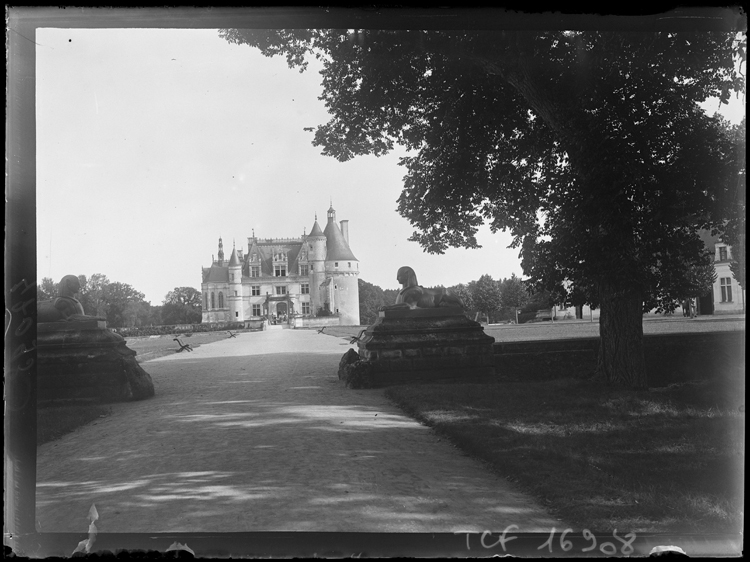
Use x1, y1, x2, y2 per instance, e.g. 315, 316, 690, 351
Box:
36, 352, 556, 533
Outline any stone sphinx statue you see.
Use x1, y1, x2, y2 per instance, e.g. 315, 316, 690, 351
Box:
381, 266, 464, 311
38, 274, 104, 323
36, 274, 155, 404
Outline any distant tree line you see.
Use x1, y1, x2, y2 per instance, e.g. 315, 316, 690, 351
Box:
358, 274, 557, 326
37, 275, 202, 328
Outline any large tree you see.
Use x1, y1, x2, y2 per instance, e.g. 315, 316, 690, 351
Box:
499, 274, 529, 322
105, 282, 148, 328
79, 273, 110, 318
222, 23, 745, 388
162, 287, 203, 325
469, 274, 503, 323
359, 278, 387, 325
37, 277, 58, 301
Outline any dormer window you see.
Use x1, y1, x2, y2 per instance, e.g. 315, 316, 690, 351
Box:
719, 246, 728, 261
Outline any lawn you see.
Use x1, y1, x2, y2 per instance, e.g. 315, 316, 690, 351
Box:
384, 377, 744, 534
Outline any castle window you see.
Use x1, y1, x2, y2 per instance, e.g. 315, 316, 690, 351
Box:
719, 246, 728, 261
301, 283, 310, 294
300, 264, 309, 276
720, 278, 733, 302
302, 302, 310, 315
252, 304, 261, 316
275, 286, 287, 295
251, 285, 260, 296
251, 266, 260, 278
204, 294, 207, 309
234, 291, 238, 296
348, 262, 351, 268
235, 312, 239, 317
218, 292, 224, 308
335, 262, 339, 268
275, 265, 287, 277
211, 292, 215, 309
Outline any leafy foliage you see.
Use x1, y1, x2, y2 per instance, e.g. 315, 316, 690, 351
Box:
78, 273, 111, 318
162, 286, 203, 325
499, 274, 529, 317
449, 283, 475, 315
358, 278, 387, 325
468, 274, 503, 322
723, 119, 746, 291
37, 277, 58, 301
103, 282, 148, 328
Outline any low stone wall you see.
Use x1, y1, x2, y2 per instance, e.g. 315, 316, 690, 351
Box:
493, 331, 745, 387
113, 320, 263, 337
294, 316, 342, 329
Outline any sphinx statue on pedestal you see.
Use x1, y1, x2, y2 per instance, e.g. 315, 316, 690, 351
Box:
37, 274, 154, 405
38, 275, 105, 323
342, 266, 494, 389
381, 266, 464, 311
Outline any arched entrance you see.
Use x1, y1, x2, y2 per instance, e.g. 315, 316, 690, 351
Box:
276, 302, 288, 318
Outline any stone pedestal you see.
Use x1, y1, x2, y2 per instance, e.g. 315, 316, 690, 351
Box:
342, 308, 496, 388
37, 321, 155, 406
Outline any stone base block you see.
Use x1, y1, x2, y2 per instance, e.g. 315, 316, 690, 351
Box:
344, 307, 496, 388
37, 323, 155, 406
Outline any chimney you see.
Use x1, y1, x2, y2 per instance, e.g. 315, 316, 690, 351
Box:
340, 220, 349, 244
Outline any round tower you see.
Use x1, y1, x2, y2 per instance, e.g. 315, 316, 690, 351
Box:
307, 214, 327, 315
228, 245, 243, 322
323, 204, 360, 325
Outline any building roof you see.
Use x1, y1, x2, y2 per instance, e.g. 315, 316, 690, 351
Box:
228, 247, 240, 267
308, 220, 325, 238
245, 240, 304, 277
203, 264, 229, 283
323, 216, 358, 261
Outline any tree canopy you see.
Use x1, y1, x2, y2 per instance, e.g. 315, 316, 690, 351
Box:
162, 287, 203, 325
222, 25, 746, 388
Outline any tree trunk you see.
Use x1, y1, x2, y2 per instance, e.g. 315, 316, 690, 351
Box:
596, 282, 648, 389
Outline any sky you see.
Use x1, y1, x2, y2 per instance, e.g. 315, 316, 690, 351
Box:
36, 27, 746, 305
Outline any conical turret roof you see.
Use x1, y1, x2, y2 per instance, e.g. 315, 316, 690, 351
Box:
308, 220, 325, 238
324, 214, 357, 261
228, 247, 240, 267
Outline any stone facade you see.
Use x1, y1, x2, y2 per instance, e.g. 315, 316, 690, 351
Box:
709, 241, 745, 315
201, 205, 360, 326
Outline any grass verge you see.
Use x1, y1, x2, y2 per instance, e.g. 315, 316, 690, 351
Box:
384, 377, 744, 534
37, 403, 112, 446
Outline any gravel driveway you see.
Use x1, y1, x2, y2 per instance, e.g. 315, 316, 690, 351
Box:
36, 329, 562, 534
